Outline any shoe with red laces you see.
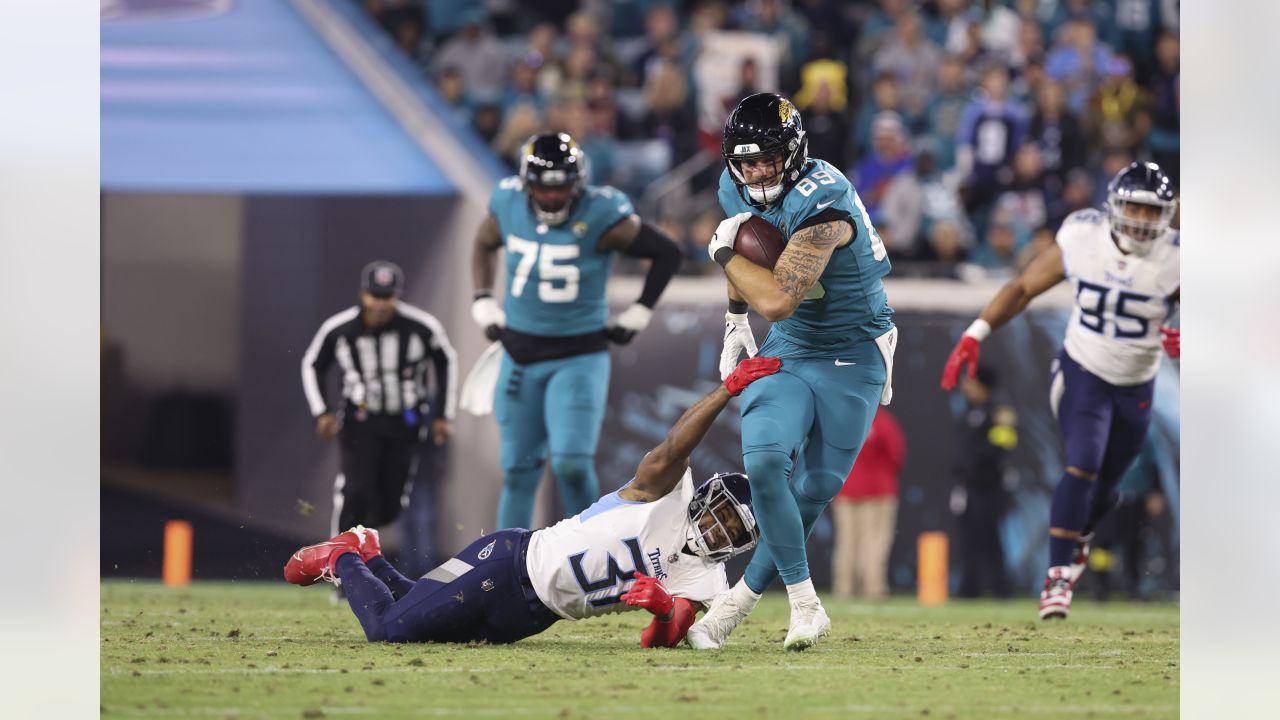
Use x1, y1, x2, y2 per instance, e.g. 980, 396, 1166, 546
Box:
1039, 566, 1073, 620
334, 525, 382, 561
283, 540, 359, 587
1067, 533, 1092, 588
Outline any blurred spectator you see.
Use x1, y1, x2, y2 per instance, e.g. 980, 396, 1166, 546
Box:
1009, 16, 1044, 70
1049, 167, 1097, 228
1045, 18, 1120, 114
556, 44, 600, 102
882, 144, 975, 261
799, 82, 849, 171
425, 1, 485, 42
565, 9, 625, 85
491, 104, 544, 168
860, 0, 910, 60
738, 0, 814, 87
471, 104, 503, 145
851, 72, 906, 161
831, 408, 906, 600
1086, 56, 1150, 152
977, 0, 1022, 60
793, 0, 854, 45
927, 0, 977, 56
1028, 80, 1085, 189
640, 60, 701, 165
433, 22, 508, 104
1109, 0, 1164, 82
956, 63, 1029, 214
794, 31, 848, 111
969, 207, 1024, 273
927, 219, 971, 271
435, 66, 473, 128
853, 112, 914, 220
993, 143, 1050, 236
631, 4, 680, 88
949, 365, 1017, 599
1144, 31, 1179, 183
925, 55, 972, 171
501, 56, 548, 117
874, 9, 943, 119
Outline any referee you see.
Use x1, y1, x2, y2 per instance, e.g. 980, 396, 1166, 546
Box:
301, 261, 457, 537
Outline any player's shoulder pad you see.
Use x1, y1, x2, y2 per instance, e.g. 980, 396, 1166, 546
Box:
1056, 208, 1105, 246
585, 184, 635, 215
489, 175, 524, 213
784, 160, 855, 229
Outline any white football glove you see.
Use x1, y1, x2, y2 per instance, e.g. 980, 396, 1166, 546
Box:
606, 303, 653, 345
719, 311, 759, 380
707, 211, 754, 263
471, 296, 505, 340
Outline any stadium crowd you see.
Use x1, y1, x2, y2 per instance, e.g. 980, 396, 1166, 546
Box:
358, 0, 1179, 278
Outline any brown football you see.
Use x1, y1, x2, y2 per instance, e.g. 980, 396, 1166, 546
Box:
734, 215, 787, 269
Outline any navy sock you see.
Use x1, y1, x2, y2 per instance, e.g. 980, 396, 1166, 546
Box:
335, 554, 394, 642
366, 555, 416, 600
1048, 471, 1094, 567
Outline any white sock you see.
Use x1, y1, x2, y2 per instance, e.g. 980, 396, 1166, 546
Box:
731, 578, 763, 609
786, 578, 818, 606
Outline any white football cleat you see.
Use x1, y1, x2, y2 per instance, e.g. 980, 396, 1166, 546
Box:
1039, 566, 1073, 620
686, 582, 760, 650
783, 600, 831, 652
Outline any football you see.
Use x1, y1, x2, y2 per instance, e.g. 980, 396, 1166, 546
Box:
734, 215, 787, 269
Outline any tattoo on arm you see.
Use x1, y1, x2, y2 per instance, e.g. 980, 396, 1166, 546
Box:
773, 221, 849, 303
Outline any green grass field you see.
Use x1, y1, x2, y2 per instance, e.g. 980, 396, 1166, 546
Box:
102, 581, 1178, 719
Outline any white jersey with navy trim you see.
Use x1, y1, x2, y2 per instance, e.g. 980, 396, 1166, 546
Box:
1056, 209, 1180, 386
524, 469, 729, 621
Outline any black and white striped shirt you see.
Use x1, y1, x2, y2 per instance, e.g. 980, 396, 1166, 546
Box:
301, 303, 457, 421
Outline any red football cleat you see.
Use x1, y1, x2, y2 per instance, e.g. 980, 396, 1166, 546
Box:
283, 540, 359, 586
333, 525, 382, 562
1039, 566, 1073, 620
1067, 533, 1092, 588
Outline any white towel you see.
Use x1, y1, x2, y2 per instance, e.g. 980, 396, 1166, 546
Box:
460, 341, 504, 416
874, 326, 898, 406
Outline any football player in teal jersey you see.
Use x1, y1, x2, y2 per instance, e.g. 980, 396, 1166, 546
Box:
688, 93, 897, 651
471, 133, 682, 531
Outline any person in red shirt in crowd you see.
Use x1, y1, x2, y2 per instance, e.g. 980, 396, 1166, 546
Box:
830, 408, 907, 600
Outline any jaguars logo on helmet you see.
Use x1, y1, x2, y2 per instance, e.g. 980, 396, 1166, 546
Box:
519, 132, 587, 225
722, 93, 809, 208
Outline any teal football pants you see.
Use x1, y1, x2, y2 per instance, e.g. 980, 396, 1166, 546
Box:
738, 335, 886, 591
494, 350, 610, 530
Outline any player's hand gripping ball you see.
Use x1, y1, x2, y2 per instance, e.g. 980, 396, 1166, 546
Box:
733, 216, 787, 269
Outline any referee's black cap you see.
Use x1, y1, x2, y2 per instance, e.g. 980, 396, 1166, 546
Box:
361, 261, 404, 297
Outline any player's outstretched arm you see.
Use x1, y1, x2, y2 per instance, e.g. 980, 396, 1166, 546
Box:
941, 242, 1066, 389
722, 220, 850, 321
597, 215, 682, 344
471, 214, 506, 340
623, 357, 782, 501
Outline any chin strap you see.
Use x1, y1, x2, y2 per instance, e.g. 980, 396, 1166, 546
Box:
639, 597, 697, 648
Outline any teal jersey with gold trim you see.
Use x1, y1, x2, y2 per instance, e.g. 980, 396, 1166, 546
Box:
717, 158, 894, 346
489, 177, 634, 336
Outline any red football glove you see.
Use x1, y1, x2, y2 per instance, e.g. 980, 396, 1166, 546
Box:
724, 356, 782, 396
940, 335, 980, 391
639, 597, 697, 648
1161, 327, 1180, 358
620, 571, 674, 618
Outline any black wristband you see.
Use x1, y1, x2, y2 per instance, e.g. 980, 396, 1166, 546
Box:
728, 299, 748, 314
713, 247, 736, 268
473, 289, 493, 301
